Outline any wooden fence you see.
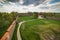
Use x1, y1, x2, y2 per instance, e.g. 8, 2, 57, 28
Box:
1, 16, 18, 40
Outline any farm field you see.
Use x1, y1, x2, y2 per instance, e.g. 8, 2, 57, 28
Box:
20, 18, 60, 40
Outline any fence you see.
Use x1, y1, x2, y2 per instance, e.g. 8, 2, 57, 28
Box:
1, 16, 18, 40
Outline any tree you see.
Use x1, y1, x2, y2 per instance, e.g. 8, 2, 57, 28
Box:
33, 12, 38, 19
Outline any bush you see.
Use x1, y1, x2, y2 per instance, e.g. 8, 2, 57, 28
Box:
32, 12, 38, 19
0, 12, 17, 38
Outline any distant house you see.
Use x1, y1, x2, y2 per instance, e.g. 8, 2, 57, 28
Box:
38, 13, 44, 19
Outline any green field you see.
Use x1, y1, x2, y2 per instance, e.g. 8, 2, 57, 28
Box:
18, 16, 34, 22
20, 19, 60, 40
0, 13, 60, 40
12, 16, 34, 40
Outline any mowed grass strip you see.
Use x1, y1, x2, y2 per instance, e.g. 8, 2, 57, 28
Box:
20, 19, 60, 40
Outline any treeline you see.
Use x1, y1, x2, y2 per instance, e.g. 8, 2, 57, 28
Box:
26, 12, 60, 18
18, 12, 60, 19
40, 12, 60, 18
0, 12, 17, 38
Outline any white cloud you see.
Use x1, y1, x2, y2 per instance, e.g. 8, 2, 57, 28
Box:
0, 0, 6, 3
0, 0, 60, 13
19, 0, 24, 4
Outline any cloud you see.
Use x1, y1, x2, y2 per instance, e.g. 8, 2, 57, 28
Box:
0, 0, 6, 2
19, 0, 24, 4
50, 0, 60, 4
7, 0, 19, 2
49, 2, 60, 12
0, 2, 29, 13
0, 0, 60, 13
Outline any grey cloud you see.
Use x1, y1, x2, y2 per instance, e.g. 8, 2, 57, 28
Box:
23, 0, 46, 5
0, 0, 46, 6
7, 0, 19, 2
49, 3, 60, 12
50, 3, 60, 9
40, 7, 49, 9
0, 0, 6, 2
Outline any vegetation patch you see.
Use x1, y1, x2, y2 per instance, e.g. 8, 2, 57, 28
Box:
20, 19, 60, 40
18, 16, 34, 22
0, 12, 17, 38
12, 24, 18, 40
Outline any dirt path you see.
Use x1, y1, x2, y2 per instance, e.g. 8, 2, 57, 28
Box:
17, 19, 38, 40
17, 21, 25, 40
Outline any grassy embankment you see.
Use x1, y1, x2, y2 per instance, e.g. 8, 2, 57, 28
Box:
12, 16, 33, 40
12, 24, 18, 40
20, 19, 60, 40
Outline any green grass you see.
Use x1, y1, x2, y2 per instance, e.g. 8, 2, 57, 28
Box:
18, 16, 34, 22
0, 23, 11, 39
12, 16, 34, 40
20, 19, 60, 40
12, 24, 18, 40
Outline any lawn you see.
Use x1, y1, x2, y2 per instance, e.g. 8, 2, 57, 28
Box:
20, 19, 60, 40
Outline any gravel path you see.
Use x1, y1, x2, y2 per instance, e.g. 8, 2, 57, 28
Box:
17, 21, 25, 40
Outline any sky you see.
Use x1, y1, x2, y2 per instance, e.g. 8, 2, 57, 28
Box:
0, 0, 60, 13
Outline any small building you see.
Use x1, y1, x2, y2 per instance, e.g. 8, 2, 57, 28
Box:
38, 13, 44, 19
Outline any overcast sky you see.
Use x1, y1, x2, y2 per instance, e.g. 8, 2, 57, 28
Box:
0, 0, 60, 13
